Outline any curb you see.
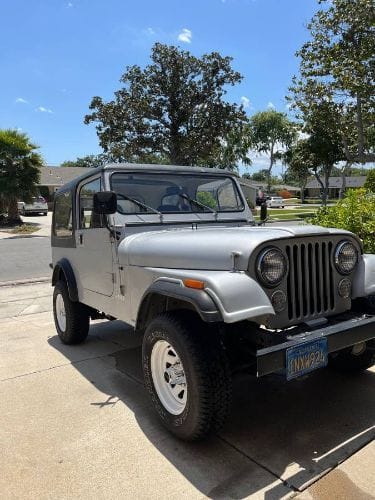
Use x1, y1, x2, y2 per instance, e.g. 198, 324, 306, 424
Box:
0, 276, 50, 288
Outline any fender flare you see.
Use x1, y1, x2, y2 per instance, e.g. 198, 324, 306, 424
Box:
136, 280, 222, 331
52, 258, 79, 302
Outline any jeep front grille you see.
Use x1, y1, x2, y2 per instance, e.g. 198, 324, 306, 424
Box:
286, 241, 335, 320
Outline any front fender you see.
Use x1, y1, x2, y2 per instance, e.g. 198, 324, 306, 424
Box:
353, 254, 375, 298
145, 268, 274, 324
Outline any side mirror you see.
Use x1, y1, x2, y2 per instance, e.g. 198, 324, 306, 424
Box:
93, 191, 117, 214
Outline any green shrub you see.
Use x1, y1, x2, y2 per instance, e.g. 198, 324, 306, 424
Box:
307, 189, 375, 253
364, 169, 375, 192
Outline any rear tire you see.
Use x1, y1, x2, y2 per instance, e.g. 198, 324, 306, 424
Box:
329, 341, 375, 373
53, 280, 90, 344
142, 312, 232, 441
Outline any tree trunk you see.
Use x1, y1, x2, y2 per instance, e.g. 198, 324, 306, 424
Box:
314, 170, 327, 207
300, 180, 306, 204
0, 196, 6, 215
339, 161, 352, 199
267, 144, 274, 194
356, 95, 365, 162
7, 196, 22, 224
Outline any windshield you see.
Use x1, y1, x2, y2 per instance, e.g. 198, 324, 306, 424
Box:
110, 172, 244, 214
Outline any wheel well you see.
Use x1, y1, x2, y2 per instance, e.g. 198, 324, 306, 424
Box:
52, 259, 79, 302
52, 266, 66, 285
136, 293, 197, 332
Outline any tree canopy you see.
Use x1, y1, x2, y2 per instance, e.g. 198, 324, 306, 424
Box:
0, 129, 43, 222
84, 43, 249, 169
289, 0, 375, 165
61, 154, 108, 169
247, 110, 297, 192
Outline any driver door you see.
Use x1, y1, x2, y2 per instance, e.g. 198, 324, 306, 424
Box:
75, 177, 114, 297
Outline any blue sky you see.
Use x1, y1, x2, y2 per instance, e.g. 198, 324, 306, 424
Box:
1, 0, 319, 172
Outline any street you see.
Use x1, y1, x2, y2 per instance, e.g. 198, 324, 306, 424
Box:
0, 236, 51, 282
0, 213, 302, 284
1, 282, 374, 499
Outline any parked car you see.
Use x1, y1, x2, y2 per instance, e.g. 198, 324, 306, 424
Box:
266, 196, 285, 208
51, 163, 375, 441
18, 196, 48, 216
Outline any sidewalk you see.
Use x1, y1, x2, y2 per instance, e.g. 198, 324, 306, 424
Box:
1, 282, 374, 499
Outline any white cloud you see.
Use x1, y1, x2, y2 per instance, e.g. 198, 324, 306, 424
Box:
67, 2, 73, 7
16, 97, 28, 104
36, 106, 53, 113
146, 27, 155, 35
178, 28, 192, 43
267, 101, 275, 109
241, 96, 251, 109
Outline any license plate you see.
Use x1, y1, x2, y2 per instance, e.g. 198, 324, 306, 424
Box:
286, 338, 328, 380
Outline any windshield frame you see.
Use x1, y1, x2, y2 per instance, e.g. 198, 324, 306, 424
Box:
109, 170, 246, 216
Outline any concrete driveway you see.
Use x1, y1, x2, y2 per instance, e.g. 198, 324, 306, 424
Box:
1, 283, 374, 499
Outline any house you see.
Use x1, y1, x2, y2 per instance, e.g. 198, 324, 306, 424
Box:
305, 176, 367, 198
38, 166, 90, 201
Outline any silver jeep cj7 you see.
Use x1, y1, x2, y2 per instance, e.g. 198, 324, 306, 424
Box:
51, 163, 375, 441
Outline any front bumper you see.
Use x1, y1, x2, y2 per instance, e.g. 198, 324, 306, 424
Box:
256, 314, 375, 377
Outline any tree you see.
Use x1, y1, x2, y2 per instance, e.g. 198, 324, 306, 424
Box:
61, 153, 109, 169
364, 169, 375, 192
247, 110, 297, 193
289, 0, 375, 166
84, 43, 249, 169
0, 129, 42, 223
283, 141, 311, 203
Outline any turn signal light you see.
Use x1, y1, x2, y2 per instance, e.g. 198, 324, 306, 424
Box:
183, 279, 205, 290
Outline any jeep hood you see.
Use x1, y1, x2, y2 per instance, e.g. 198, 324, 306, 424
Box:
119, 225, 353, 271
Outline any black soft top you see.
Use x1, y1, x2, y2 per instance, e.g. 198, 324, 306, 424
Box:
56, 163, 238, 193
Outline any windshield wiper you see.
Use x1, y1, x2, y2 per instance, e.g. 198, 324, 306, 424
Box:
117, 194, 164, 222
179, 194, 218, 220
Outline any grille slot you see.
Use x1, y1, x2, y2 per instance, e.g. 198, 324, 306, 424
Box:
286, 241, 335, 321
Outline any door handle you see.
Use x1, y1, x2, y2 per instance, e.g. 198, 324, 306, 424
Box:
79, 233, 83, 245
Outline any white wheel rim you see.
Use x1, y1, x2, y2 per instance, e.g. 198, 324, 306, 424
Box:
55, 293, 66, 332
151, 340, 187, 415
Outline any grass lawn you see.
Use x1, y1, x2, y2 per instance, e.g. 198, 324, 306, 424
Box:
253, 207, 318, 222
266, 208, 318, 216
0, 223, 40, 234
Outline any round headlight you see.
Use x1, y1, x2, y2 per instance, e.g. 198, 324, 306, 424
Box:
257, 247, 288, 286
334, 241, 358, 274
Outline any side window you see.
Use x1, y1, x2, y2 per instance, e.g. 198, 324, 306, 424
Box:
217, 181, 243, 210
54, 191, 73, 237
79, 178, 102, 229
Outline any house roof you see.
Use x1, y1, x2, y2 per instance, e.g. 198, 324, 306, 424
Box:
305, 176, 367, 189
39, 166, 90, 186
39, 163, 239, 191
239, 178, 300, 192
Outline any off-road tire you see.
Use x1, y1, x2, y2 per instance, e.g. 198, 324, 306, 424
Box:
329, 341, 375, 373
142, 312, 232, 441
53, 280, 90, 345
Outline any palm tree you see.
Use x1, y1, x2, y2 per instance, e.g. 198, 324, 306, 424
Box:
0, 129, 43, 223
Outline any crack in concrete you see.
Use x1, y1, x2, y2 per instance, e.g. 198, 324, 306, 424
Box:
217, 435, 298, 493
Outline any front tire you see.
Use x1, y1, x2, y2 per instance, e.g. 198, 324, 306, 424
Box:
53, 280, 90, 344
329, 341, 375, 373
142, 312, 232, 441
